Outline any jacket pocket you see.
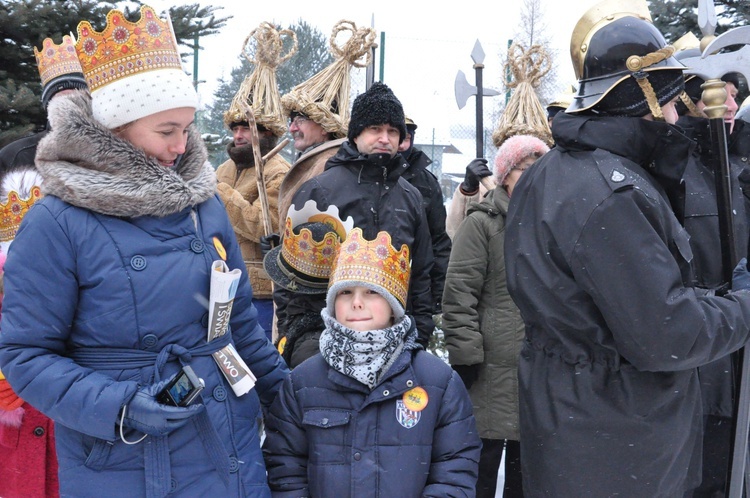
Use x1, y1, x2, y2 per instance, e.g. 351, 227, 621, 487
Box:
83, 436, 113, 471
302, 409, 351, 465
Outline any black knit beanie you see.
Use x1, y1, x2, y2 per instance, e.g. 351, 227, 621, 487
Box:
41, 73, 88, 110
347, 82, 407, 143
594, 69, 685, 117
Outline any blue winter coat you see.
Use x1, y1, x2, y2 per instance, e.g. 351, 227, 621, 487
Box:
0, 92, 290, 497
262, 337, 481, 497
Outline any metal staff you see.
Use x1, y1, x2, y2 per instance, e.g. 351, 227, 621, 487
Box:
454, 39, 500, 190
682, 18, 750, 497
365, 14, 376, 90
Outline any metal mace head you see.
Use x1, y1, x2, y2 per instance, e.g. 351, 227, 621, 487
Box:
681, 0, 750, 120
681, 27, 750, 119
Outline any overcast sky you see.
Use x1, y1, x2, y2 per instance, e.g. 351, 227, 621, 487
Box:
145, 0, 603, 171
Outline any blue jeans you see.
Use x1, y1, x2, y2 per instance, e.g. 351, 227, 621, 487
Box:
252, 298, 274, 341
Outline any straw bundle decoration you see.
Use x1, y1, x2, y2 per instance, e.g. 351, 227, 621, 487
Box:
224, 22, 297, 137
281, 20, 377, 138
492, 42, 554, 147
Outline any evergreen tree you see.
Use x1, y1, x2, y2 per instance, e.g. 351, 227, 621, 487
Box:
0, 0, 118, 146
649, 0, 749, 44
649, 0, 749, 101
201, 20, 334, 167
0, 0, 228, 148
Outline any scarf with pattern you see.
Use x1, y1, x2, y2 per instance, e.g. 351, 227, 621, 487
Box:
319, 309, 417, 389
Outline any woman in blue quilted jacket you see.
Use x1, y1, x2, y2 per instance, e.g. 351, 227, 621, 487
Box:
0, 6, 288, 497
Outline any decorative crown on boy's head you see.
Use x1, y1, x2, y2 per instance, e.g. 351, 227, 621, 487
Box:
34, 35, 88, 110
75, 5, 198, 129
326, 228, 411, 322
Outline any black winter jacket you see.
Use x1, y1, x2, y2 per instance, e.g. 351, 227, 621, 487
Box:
678, 115, 750, 419
0, 131, 46, 182
289, 141, 435, 344
401, 147, 451, 312
505, 112, 750, 497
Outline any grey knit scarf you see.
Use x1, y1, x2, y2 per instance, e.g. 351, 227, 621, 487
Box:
319, 309, 416, 389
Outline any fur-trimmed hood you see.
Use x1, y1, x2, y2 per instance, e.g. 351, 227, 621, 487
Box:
35, 90, 216, 218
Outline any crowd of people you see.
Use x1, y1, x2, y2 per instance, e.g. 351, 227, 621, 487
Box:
2, 0, 750, 496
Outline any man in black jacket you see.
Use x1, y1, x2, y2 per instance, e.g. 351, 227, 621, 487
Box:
675, 71, 749, 497
290, 82, 435, 345
398, 116, 450, 314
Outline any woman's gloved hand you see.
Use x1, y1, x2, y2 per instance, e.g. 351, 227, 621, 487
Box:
461, 158, 492, 194
121, 376, 204, 437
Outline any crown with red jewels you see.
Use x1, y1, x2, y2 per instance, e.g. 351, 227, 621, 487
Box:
279, 216, 342, 287
34, 35, 84, 88
329, 228, 411, 309
0, 186, 43, 243
75, 5, 182, 92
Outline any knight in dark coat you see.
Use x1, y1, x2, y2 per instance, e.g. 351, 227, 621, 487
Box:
505, 3, 750, 496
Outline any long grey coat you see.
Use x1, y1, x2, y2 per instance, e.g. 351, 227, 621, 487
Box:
442, 186, 523, 441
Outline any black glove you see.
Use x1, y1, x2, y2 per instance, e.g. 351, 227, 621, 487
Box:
733, 257, 750, 292
121, 375, 204, 437
461, 158, 492, 193
452, 364, 480, 390
260, 233, 280, 258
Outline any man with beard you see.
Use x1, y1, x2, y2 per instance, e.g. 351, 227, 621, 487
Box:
276, 19, 375, 224
216, 23, 291, 340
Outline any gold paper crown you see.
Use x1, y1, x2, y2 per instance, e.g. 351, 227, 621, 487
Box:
75, 5, 182, 92
288, 199, 354, 240
223, 22, 297, 136
281, 20, 376, 138
34, 35, 84, 87
547, 84, 577, 110
329, 228, 410, 309
279, 217, 341, 288
0, 186, 43, 243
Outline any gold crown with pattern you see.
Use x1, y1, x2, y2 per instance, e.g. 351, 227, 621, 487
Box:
75, 5, 182, 92
329, 228, 410, 309
34, 35, 84, 88
0, 186, 43, 243
280, 216, 341, 287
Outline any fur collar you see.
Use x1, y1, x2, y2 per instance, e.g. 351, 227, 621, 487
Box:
35, 91, 216, 218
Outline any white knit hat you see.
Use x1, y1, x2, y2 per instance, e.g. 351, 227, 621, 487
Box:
91, 69, 198, 129
75, 5, 199, 129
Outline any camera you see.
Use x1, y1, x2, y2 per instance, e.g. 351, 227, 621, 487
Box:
157, 366, 205, 407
